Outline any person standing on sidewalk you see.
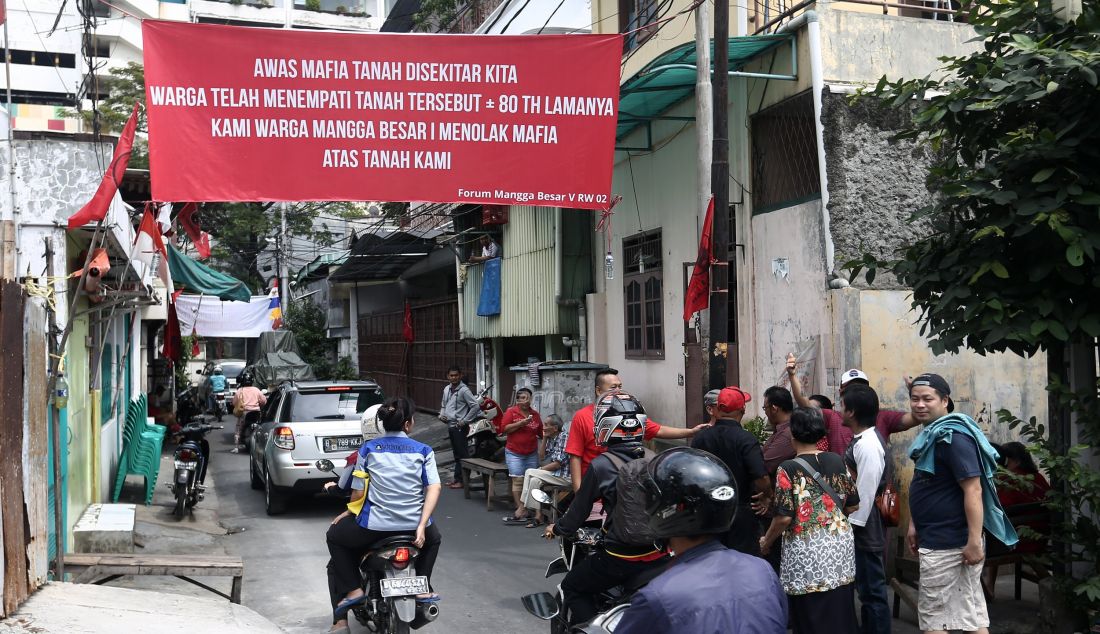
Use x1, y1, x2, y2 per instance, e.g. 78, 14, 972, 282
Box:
500, 388, 543, 524
907, 373, 1016, 634
691, 386, 771, 556
840, 385, 890, 634
440, 366, 480, 490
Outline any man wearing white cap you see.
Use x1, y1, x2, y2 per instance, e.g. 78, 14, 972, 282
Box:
786, 354, 918, 453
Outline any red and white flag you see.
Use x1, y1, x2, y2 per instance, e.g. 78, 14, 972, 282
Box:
134, 204, 172, 292
67, 103, 140, 229
176, 203, 211, 259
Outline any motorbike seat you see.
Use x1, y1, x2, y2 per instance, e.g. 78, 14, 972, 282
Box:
622, 559, 669, 593
364, 534, 417, 554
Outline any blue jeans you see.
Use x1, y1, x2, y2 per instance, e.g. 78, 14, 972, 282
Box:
504, 449, 538, 477
854, 546, 891, 634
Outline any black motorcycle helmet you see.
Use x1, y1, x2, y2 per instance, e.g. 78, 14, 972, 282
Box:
642, 447, 738, 539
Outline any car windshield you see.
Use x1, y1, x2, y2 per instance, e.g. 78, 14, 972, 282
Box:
221, 365, 245, 379
285, 388, 386, 422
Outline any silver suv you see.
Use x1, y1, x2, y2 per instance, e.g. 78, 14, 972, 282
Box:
249, 380, 385, 515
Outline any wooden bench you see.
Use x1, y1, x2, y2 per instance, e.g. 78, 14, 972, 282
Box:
64, 553, 244, 604
460, 458, 509, 511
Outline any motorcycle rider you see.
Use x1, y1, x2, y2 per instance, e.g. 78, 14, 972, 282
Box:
229, 375, 266, 454
325, 397, 442, 633
544, 391, 669, 627
615, 447, 787, 633
204, 365, 227, 419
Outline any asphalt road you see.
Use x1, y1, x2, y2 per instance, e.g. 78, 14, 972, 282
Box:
207, 413, 561, 634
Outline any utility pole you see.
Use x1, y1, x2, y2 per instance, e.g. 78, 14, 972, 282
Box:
708, 0, 729, 390
4, 13, 19, 280
694, 2, 713, 224
279, 202, 289, 308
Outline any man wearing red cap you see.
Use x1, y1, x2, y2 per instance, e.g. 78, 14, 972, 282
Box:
691, 386, 771, 556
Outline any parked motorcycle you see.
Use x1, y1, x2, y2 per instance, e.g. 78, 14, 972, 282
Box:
175, 387, 203, 426
521, 490, 661, 633
465, 384, 505, 461
170, 421, 222, 518
317, 460, 440, 633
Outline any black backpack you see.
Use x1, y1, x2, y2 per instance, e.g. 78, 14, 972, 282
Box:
602, 449, 658, 547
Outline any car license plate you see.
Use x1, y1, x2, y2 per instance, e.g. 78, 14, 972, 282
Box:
323, 436, 362, 453
380, 576, 429, 598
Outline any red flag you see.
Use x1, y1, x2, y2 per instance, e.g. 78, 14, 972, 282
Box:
67, 103, 140, 229
176, 203, 211, 259
162, 303, 181, 361
683, 198, 715, 322
402, 301, 414, 343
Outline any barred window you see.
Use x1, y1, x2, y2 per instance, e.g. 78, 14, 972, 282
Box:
619, 0, 658, 53
750, 91, 821, 213
623, 230, 663, 359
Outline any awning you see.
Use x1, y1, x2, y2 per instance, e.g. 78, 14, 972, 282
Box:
294, 250, 350, 284
166, 244, 252, 302
617, 35, 792, 142
329, 231, 437, 283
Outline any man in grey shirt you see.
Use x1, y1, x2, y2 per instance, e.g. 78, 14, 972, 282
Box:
440, 365, 480, 488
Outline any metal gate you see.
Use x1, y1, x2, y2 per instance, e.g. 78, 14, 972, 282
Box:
358, 298, 474, 412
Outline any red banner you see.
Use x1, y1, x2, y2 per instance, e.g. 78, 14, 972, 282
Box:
142, 21, 623, 210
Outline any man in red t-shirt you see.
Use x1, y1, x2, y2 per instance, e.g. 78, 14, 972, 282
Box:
565, 368, 703, 491
785, 354, 917, 455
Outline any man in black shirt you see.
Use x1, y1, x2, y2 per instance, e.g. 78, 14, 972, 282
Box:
691, 386, 771, 555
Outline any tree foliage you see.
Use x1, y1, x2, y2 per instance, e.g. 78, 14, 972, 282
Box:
847, 0, 1100, 614
68, 62, 150, 167
281, 299, 357, 380
846, 0, 1100, 358
414, 0, 461, 31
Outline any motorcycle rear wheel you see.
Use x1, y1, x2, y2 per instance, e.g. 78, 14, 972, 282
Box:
386, 608, 410, 634
173, 486, 187, 518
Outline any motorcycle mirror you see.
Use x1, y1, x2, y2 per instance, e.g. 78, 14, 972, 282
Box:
316, 459, 335, 472
531, 489, 553, 505
520, 592, 559, 621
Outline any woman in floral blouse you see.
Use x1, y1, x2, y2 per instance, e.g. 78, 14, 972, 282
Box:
760, 407, 859, 633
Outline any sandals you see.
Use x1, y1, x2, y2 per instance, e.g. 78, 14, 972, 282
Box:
446, 481, 464, 489
525, 517, 546, 529
333, 594, 367, 621
502, 515, 528, 525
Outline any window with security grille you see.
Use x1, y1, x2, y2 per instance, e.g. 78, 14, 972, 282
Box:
750, 91, 821, 213
623, 230, 663, 359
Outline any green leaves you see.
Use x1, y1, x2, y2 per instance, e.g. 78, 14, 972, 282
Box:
854, 0, 1100, 361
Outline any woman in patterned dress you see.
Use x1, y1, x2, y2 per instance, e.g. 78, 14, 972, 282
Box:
760, 407, 859, 633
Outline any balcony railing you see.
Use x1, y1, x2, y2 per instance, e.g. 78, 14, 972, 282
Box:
753, 0, 962, 34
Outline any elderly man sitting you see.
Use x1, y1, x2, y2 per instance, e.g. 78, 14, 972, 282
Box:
518, 415, 570, 528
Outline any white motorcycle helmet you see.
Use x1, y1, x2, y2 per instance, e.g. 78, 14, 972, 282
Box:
361, 404, 384, 441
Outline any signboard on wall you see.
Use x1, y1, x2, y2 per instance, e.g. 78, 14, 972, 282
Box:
142, 21, 622, 210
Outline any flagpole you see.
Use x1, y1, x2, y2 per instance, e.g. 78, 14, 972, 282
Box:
4, 14, 19, 279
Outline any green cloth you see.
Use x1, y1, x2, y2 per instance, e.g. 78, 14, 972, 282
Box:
166, 244, 251, 303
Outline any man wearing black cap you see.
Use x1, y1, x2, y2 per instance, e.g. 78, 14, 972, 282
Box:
906, 373, 1016, 634
691, 387, 771, 555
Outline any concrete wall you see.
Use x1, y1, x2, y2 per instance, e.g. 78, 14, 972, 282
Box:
746, 200, 833, 398
819, 7, 979, 86
821, 91, 934, 288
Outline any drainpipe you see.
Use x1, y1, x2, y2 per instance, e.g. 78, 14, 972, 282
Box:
554, 207, 586, 362
455, 250, 466, 340
779, 11, 834, 274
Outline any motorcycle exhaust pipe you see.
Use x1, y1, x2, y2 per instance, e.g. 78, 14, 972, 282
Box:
409, 602, 439, 629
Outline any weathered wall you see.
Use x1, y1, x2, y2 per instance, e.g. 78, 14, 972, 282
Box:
821, 91, 934, 289
819, 7, 979, 86
748, 200, 833, 398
